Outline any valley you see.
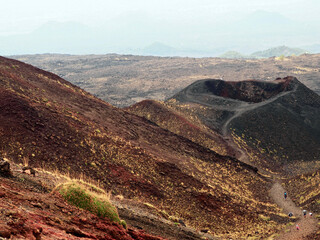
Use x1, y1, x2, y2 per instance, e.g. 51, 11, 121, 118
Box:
12, 53, 320, 107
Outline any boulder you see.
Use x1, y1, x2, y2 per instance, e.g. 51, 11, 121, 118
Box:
0, 159, 11, 177
22, 166, 36, 176
178, 219, 186, 227
0, 224, 12, 238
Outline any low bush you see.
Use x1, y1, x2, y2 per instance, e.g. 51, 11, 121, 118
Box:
120, 220, 127, 229
56, 181, 120, 223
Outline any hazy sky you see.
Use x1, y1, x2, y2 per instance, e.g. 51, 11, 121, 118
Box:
1, 0, 319, 35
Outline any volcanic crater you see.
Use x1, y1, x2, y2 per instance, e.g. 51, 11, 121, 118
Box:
168, 76, 320, 171
185, 77, 294, 103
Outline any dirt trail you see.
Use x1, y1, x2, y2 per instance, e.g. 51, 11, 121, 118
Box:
270, 181, 318, 240
221, 83, 298, 135
220, 83, 319, 239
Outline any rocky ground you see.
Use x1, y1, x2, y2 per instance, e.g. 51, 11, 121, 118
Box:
1, 56, 290, 239
0, 160, 166, 239
12, 53, 320, 107
2, 55, 319, 239
2, 159, 318, 240
269, 181, 318, 240
0, 160, 215, 240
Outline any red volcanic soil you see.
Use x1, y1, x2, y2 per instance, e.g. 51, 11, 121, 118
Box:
0, 163, 164, 240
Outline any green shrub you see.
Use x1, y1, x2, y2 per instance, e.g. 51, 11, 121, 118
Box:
258, 214, 270, 221
56, 181, 120, 223
120, 220, 127, 229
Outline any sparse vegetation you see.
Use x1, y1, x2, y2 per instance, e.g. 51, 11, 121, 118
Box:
1, 55, 320, 239
55, 180, 121, 224
120, 219, 127, 229
259, 214, 271, 221
22, 156, 29, 167
276, 54, 285, 61
284, 170, 320, 211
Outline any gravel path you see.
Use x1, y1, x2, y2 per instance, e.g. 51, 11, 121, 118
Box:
269, 181, 318, 240
221, 82, 298, 135
219, 83, 318, 239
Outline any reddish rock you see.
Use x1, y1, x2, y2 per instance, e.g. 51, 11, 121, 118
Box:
0, 224, 12, 238
0, 160, 11, 177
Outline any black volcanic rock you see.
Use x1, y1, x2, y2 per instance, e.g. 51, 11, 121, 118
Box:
174, 78, 294, 103
0, 159, 11, 177
168, 76, 320, 170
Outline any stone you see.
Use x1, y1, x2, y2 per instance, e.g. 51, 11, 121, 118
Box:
178, 219, 186, 227
22, 166, 36, 176
33, 227, 42, 240
0, 159, 11, 177
0, 225, 11, 238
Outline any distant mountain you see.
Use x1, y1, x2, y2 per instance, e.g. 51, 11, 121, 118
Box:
211, 10, 320, 54
250, 46, 308, 58
1, 10, 320, 56
219, 46, 308, 59
0, 21, 98, 55
303, 43, 320, 53
219, 51, 246, 59
237, 10, 293, 30
33, 21, 92, 36
135, 42, 221, 57
139, 42, 179, 56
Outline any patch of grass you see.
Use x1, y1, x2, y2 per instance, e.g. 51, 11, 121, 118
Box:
23, 156, 29, 167
266, 233, 279, 239
120, 220, 127, 229
259, 214, 271, 221
169, 215, 179, 223
55, 181, 120, 223
144, 202, 156, 209
160, 210, 169, 219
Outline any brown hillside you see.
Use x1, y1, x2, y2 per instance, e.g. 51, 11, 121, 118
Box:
126, 99, 234, 156
0, 56, 290, 239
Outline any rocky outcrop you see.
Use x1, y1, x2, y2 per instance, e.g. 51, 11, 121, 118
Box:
0, 158, 11, 177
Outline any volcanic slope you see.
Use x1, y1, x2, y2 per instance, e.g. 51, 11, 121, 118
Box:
0, 161, 165, 240
0, 56, 293, 239
167, 77, 320, 175
126, 100, 235, 157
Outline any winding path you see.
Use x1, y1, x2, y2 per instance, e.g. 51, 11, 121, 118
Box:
221, 83, 298, 135
270, 181, 318, 240
219, 83, 318, 239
